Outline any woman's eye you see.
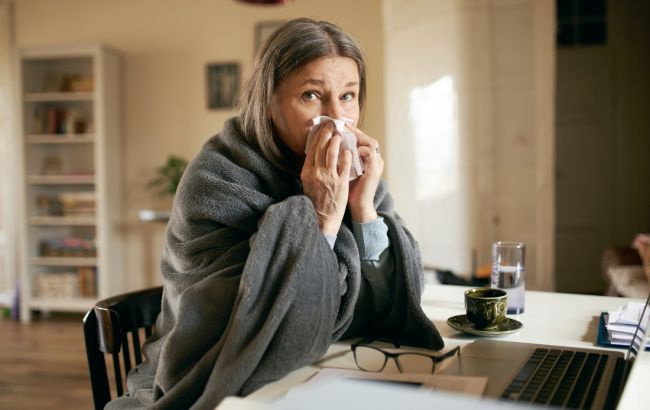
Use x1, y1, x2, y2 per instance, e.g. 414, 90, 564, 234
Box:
341, 92, 356, 102
302, 91, 318, 101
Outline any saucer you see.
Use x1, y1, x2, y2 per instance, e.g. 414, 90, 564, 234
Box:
447, 314, 523, 336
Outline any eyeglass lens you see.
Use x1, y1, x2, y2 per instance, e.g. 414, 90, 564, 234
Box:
395, 353, 435, 374
354, 346, 437, 374
353, 346, 387, 372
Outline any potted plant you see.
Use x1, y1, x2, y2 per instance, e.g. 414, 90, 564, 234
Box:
147, 155, 188, 198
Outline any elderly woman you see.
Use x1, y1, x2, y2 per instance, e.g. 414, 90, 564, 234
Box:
109, 18, 442, 409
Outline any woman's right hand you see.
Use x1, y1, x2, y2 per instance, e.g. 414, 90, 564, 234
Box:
301, 122, 352, 236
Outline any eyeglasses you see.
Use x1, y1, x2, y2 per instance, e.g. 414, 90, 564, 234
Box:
351, 340, 460, 374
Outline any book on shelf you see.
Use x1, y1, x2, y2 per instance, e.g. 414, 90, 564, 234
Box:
38, 236, 96, 257
78, 267, 97, 298
35, 107, 90, 135
34, 267, 97, 299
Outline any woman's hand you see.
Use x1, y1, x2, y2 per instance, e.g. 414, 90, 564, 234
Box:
301, 122, 352, 236
346, 124, 383, 223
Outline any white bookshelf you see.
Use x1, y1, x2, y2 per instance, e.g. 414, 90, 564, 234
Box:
17, 45, 124, 322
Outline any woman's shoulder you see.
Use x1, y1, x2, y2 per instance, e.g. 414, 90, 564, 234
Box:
193, 118, 263, 172
201, 117, 250, 155
181, 117, 298, 197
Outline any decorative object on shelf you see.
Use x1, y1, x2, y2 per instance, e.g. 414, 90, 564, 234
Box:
42, 72, 94, 92
40, 154, 63, 175
206, 62, 240, 109
64, 109, 86, 134
61, 74, 94, 92
147, 155, 188, 197
255, 20, 286, 52
36, 194, 64, 216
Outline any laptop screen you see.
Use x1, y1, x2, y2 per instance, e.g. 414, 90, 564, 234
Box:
625, 292, 650, 362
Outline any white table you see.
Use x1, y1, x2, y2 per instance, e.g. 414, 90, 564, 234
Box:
229, 285, 649, 409
421, 285, 636, 350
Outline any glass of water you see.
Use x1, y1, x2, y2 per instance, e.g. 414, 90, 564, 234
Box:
491, 241, 525, 314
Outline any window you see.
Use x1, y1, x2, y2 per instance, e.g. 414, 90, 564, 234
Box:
557, 0, 607, 46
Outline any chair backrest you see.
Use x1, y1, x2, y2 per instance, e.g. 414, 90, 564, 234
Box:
83, 286, 163, 410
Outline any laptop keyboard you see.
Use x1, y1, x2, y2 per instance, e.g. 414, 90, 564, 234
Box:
501, 348, 609, 408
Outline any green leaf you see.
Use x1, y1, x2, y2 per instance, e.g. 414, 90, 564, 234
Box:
146, 155, 188, 197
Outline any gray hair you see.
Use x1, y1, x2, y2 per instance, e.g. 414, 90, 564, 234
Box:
236, 18, 367, 171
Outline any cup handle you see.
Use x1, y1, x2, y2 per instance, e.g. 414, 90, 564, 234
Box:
489, 303, 498, 322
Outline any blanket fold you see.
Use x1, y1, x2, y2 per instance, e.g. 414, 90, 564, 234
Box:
107, 118, 443, 410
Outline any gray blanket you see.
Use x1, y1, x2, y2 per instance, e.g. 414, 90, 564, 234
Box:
107, 118, 443, 409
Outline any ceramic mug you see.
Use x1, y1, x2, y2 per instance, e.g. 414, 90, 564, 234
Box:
464, 288, 508, 329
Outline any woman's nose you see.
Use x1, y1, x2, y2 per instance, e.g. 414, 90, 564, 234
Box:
323, 100, 343, 119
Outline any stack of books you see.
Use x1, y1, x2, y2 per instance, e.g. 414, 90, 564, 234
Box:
597, 302, 650, 350
33, 267, 97, 299
38, 236, 96, 257
59, 191, 96, 216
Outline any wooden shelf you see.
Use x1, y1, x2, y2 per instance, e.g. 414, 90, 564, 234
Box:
32, 257, 97, 267
29, 216, 96, 226
26, 134, 94, 144
24, 92, 94, 102
29, 297, 97, 312
28, 175, 95, 184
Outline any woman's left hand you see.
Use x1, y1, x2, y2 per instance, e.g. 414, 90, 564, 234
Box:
346, 124, 383, 223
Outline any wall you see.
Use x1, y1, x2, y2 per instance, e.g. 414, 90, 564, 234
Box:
11, 0, 385, 290
383, 0, 555, 290
610, 0, 650, 245
0, 0, 17, 305
555, 0, 650, 293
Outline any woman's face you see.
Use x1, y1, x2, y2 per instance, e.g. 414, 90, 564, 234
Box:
270, 56, 360, 155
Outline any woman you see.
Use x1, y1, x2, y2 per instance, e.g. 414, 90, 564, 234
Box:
109, 18, 442, 409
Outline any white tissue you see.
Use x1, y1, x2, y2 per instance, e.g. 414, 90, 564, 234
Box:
305, 116, 364, 180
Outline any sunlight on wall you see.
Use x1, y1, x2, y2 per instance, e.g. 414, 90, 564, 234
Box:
410, 76, 458, 201
408, 75, 469, 272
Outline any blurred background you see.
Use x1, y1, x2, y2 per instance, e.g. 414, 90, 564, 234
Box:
0, 0, 648, 323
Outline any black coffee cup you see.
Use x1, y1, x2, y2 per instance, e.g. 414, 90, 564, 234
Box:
464, 288, 508, 329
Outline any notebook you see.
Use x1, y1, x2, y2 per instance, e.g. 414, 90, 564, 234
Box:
440, 292, 650, 409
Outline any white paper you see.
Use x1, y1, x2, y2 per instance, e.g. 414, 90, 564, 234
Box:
609, 330, 639, 341
605, 302, 650, 347
607, 302, 648, 326
605, 322, 641, 334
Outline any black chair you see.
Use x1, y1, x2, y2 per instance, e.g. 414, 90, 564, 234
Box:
83, 286, 163, 410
